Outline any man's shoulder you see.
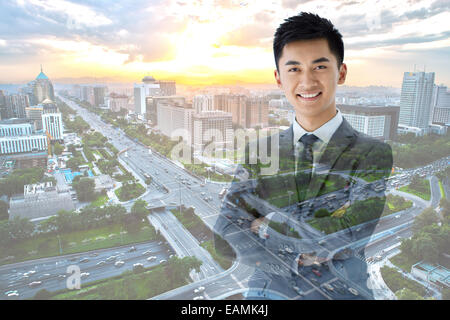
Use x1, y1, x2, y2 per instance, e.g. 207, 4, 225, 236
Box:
353, 130, 392, 152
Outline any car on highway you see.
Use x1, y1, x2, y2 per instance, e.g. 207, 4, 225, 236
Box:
114, 260, 125, 267
80, 272, 90, 278
106, 255, 117, 262
312, 269, 322, 277
96, 261, 106, 266
293, 286, 304, 296
128, 246, 137, 252
28, 281, 42, 288
79, 257, 89, 263
147, 256, 157, 261
348, 287, 359, 296
322, 283, 334, 292
193, 295, 204, 300
57, 274, 66, 281
133, 263, 144, 269
159, 259, 167, 264
194, 286, 205, 293
142, 249, 152, 255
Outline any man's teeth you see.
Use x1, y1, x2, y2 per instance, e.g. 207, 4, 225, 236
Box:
299, 92, 320, 98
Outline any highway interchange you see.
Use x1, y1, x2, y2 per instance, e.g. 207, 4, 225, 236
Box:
1, 94, 448, 300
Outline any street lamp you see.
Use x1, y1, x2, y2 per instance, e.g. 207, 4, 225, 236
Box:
57, 234, 62, 255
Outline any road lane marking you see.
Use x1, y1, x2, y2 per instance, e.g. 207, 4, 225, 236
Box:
231, 273, 245, 290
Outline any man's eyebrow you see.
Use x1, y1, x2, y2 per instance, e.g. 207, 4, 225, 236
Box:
284, 57, 330, 66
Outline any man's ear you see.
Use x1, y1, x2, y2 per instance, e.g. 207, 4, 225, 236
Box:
274, 69, 282, 88
338, 63, 347, 85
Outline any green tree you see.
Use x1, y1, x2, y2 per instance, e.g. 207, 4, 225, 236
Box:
314, 208, 331, 218
8, 216, 34, 240
131, 200, 148, 220
33, 289, 52, 300
412, 233, 439, 263
396, 288, 424, 300
0, 200, 9, 220
72, 177, 96, 202
412, 207, 439, 233
53, 142, 64, 155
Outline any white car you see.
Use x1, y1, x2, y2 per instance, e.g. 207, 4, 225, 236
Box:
96, 261, 106, 266
142, 250, 152, 255
7, 291, 19, 297
133, 263, 144, 269
114, 260, 125, 267
193, 295, 204, 300
147, 256, 157, 262
28, 281, 42, 288
194, 286, 205, 294
159, 259, 167, 264
348, 287, 359, 296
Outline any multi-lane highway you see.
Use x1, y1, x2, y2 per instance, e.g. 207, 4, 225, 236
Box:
3, 94, 445, 300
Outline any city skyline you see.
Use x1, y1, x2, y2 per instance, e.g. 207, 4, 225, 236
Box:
1, 0, 450, 87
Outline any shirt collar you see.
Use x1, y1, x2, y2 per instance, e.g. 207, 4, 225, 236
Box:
293, 108, 343, 145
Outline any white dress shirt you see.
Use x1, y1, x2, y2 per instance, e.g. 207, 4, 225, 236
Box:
293, 108, 343, 175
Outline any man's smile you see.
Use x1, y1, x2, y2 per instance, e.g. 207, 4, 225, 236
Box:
296, 92, 322, 101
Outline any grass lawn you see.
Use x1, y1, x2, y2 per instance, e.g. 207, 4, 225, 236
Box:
382, 197, 413, 217
359, 172, 388, 182
114, 183, 145, 202
50, 257, 199, 300
399, 184, 431, 201
200, 240, 233, 270
390, 252, 420, 273
171, 209, 235, 269
380, 266, 427, 298
90, 194, 109, 207
0, 222, 157, 266
268, 220, 302, 239
439, 180, 446, 199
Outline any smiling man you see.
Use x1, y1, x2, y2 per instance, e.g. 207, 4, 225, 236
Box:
214, 12, 393, 300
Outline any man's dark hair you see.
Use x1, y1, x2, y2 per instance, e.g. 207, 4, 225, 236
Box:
273, 12, 344, 71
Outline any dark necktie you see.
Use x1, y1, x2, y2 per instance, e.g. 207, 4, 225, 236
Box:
297, 134, 319, 200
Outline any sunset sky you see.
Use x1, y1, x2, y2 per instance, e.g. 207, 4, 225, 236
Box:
1, 0, 449, 87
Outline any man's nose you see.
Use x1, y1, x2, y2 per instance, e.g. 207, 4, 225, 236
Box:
298, 69, 318, 89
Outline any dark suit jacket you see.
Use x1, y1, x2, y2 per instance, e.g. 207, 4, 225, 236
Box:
213, 118, 393, 298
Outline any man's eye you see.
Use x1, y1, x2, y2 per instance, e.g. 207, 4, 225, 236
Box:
316, 65, 327, 70
288, 67, 299, 72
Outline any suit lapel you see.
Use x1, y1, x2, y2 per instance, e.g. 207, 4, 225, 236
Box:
277, 125, 301, 204
306, 118, 358, 201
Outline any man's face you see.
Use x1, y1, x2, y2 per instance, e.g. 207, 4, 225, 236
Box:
274, 38, 347, 124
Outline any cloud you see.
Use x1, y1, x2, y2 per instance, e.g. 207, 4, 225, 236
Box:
281, 0, 315, 9
219, 23, 274, 47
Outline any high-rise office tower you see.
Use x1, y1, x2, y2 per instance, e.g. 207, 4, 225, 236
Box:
134, 76, 161, 116
41, 100, 63, 141
399, 71, 435, 129
93, 86, 107, 107
193, 95, 214, 113
192, 111, 233, 152
245, 97, 269, 129
0, 90, 6, 120
27, 66, 55, 105
25, 105, 44, 130
339, 105, 400, 141
431, 85, 450, 125
156, 80, 176, 96
156, 102, 194, 145
5, 94, 29, 119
